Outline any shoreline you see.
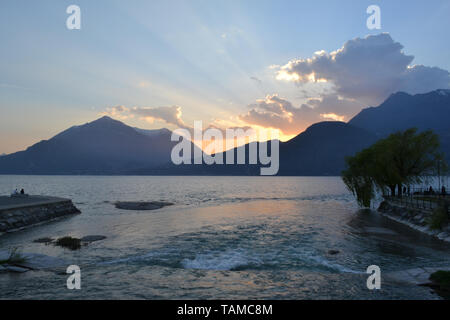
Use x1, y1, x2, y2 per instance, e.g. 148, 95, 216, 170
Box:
0, 195, 80, 234
377, 200, 450, 243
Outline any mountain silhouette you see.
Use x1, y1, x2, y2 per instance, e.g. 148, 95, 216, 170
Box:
0, 89, 448, 175
278, 122, 377, 175
349, 89, 450, 136
0, 116, 199, 174
349, 89, 450, 163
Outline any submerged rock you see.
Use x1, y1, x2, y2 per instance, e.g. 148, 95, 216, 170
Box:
32, 235, 107, 249
4, 265, 28, 273
33, 237, 54, 243
55, 236, 81, 250
115, 201, 174, 211
328, 250, 340, 255
80, 235, 107, 242
15, 253, 67, 270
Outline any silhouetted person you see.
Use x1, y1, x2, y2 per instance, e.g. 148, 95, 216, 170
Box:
20, 189, 25, 195
429, 186, 434, 194
403, 186, 406, 195
442, 186, 447, 196
407, 186, 411, 196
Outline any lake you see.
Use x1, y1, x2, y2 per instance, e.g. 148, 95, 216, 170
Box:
0, 175, 448, 299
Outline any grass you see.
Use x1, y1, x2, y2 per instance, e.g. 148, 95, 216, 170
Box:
55, 236, 81, 250
428, 270, 450, 299
430, 271, 450, 290
426, 206, 449, 230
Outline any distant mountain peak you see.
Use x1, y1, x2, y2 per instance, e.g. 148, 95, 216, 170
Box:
0, 115, 183, 174
306, 121, 347, 131
386, 89, 450, 100
91, 115, 121, 124
98, 115, 114, 121
389, 91, 411, 97
349, 88, 450, 138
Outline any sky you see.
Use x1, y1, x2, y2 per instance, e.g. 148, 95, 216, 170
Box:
1, 0, 450, 154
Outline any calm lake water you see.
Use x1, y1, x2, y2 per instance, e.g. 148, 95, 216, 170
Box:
0, 175, 448, 299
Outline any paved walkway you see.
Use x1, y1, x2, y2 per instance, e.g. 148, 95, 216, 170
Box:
386, 267, 450, 285
0, 195, 70, 211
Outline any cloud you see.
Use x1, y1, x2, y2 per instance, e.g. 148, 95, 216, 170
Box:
320, 113, 346, 122
255, 33, 450, 135
130, 106, 187, 128
238, 94, 323, 135
102, 105, 132, 120
276, 33, 450, 106
104, 35, 449, 140
237, 92, 368, 135
104, 105, 189, 129
305, 93, 363, 117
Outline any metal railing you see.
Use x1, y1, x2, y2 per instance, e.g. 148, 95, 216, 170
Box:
384, 194, 450, 213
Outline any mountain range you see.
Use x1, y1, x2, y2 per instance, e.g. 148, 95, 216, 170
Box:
0, 116, 200, 175
0, 89, 449, 175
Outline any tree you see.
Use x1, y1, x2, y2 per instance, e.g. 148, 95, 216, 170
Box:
342, 128, 445, 207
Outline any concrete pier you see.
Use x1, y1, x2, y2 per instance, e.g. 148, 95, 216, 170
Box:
0, 195, 80, 233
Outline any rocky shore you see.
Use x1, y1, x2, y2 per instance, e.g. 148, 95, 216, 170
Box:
378, 200, 450, 242
0, 196, 81, 233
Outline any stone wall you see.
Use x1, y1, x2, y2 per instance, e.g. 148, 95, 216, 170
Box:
378, 200, 450, 242
0, 201, 80, 233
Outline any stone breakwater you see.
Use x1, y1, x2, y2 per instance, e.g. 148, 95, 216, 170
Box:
0, 196, 80, 233
378, 200, 450, 243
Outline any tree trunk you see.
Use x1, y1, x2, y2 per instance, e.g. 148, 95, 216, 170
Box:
397, 184, 402, 198
390, 185, 396, 197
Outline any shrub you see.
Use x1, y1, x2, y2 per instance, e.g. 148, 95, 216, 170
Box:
427, 206, 449, 230
430, 271, 450, 291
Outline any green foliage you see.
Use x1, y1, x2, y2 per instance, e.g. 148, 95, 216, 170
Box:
55, 236, 81, 250
427, 206, 449, 230
342, 128, 444, 207
342, 148, 376, 207
430, 271, 450, 290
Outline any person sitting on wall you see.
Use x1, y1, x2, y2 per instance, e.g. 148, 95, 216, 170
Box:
20, 189, 25, 195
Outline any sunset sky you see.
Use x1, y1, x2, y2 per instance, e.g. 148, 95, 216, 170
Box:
1, 0, 450, 154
